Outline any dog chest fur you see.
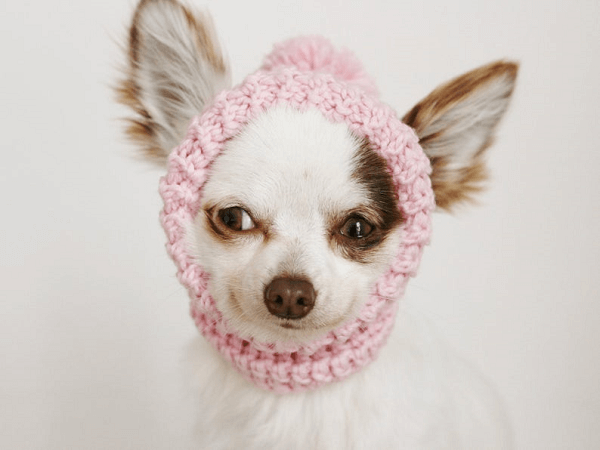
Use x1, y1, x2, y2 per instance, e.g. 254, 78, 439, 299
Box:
185, 310, 512, 449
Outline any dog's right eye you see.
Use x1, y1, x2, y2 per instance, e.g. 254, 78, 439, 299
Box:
340, 216, 373, 239
218, 207, 255, 231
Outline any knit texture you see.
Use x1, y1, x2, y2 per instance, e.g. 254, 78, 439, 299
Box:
159, 36, 435, 393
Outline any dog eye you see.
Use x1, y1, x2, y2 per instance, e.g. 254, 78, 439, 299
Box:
218, 207, 255, 231
340, 217, 373, 239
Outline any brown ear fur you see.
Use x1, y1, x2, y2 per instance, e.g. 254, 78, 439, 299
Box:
403, 61, 518, 211
115, 0, 229, 164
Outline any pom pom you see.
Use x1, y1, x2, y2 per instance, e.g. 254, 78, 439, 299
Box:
261, 36, 378, 97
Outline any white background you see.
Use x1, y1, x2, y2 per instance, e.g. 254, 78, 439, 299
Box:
1, 0, 599, 448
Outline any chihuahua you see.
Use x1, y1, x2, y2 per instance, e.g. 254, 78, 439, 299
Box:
116, 0, 518, 448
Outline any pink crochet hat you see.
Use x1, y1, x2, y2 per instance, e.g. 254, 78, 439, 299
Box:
159, 36, 435, 393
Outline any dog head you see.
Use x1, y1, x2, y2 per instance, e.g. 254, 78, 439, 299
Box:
117, 0, 518, 345
189, 106, 402, 343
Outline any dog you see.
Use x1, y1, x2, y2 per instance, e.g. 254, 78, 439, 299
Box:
116, 1, 518, 448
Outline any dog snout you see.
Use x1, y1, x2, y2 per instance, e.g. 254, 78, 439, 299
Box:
264, 278, 315, 320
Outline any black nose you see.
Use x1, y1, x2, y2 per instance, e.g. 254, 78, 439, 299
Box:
264, 278, 315, 320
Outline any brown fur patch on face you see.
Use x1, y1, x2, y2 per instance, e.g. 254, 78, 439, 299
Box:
351, 139, 402, 231
403, 61, 518, 211
329, 139, 401, 264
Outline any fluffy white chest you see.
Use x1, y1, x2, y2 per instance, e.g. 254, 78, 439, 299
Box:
185, 310, 512, 450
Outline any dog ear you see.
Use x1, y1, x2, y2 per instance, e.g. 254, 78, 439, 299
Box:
403, 61, 518, 211
116, 0, 230, 164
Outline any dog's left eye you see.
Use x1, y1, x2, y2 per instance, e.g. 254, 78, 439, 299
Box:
218, 207, 255, 231
340, 217, 373, 239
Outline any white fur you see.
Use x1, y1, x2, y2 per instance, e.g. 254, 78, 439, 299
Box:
184, 308, 512, 449
189, 107, 401, 344
121, 2, 516, 447
417, 73, 515, 175
185, 107, 512, 448
132, 0, 231, 155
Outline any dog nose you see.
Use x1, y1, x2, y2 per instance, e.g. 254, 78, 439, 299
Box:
264, 278, 315, 320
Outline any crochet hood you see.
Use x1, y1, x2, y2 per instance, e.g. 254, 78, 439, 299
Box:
159, 36, 435, 393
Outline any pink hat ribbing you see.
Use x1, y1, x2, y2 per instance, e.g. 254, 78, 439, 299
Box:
159, 36, 435, 393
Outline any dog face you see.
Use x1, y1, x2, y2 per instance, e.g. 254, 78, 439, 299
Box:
117, 0, 518, 342
188, 107, 401, 343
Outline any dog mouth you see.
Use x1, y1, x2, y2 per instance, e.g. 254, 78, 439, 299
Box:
229, 291, 312, 332
227, 289, 358, 340
276, 313, 348, 332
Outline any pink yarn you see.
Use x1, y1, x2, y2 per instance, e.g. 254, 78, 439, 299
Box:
159, 37, 435, 393
261, 36, 379, 97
